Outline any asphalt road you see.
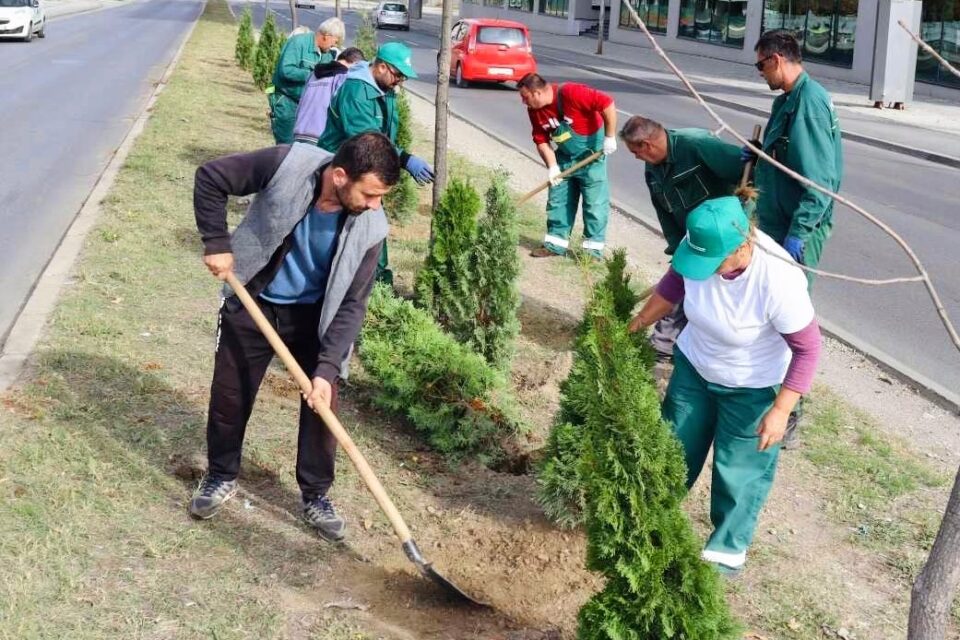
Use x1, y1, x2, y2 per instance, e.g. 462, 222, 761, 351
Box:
0, 0, 203, 348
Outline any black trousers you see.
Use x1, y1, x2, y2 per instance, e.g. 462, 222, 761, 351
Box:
206, 296, 338, 500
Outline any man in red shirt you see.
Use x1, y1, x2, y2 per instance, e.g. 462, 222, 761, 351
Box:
518, 73, 618, 258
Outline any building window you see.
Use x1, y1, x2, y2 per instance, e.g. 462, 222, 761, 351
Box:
916, 0, 960, 87
483, 0, 504, 7
678, 0, 749, 48
540, 0, 568, 17
761, 0, 857, 68
619, 0, 668, 34
507, 0, 534, 10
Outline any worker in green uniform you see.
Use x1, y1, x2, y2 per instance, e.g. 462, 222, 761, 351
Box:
269, 18, 345, 145
620, 115, 743, 361
318, 42, 434, 285
517, 74, 617, 259
747, 30, 843, 448
749, 30, 843, 281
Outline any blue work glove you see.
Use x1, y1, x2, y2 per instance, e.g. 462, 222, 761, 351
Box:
783, 235, 805, 263
404, 155, 435, 185
740, 138, 760, 163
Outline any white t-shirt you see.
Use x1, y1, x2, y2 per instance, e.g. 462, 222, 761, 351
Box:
676, 230, 815, 389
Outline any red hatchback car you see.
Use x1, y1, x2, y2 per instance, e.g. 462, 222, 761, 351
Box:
449, 19, 538, 87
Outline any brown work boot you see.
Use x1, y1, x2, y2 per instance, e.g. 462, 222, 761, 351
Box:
530, 246, 563, 258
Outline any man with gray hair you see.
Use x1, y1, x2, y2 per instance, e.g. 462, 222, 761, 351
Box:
620, 115, 742, 359
269, 17, 346, 144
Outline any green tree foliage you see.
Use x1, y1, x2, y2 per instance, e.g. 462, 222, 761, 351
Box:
384, 89, 418, 225
550, 251, 738, 639
358, 284, 524, 461
352, 11, 378, 61
414, 178, 481, 337
235, 8, 255, 71
252, 13, 280, 90
536, 251, 640, 527
472, 172, 521, 369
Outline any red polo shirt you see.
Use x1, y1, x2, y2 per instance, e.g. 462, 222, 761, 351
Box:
527, 83, 614, 145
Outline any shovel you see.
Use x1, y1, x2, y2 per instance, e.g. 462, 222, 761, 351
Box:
224, 272, 486, 606
517, 150, 604, 205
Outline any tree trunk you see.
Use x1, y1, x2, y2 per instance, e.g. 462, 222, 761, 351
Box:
909, 466, 960, 639
596, 0, 604, 55
432, 0, 454, 206
289, 0, 298, 28
335, 0, 342, 19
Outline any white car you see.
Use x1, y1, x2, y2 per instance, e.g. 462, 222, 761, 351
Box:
0, 0, 45, 41
375, 2, 409, 31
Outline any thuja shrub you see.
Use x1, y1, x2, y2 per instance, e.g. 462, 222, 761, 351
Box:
414, 178, 481, 339
358, 284, 524, 461
575, 290, 739, 639
472, 172, 521, 370
536, 250, 639, 527
353, 11, 377, 61
251, 13, 280, 90
235, 8, 255, 71
384, 89, 418, 225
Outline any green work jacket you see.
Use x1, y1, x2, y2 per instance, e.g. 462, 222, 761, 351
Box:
272, 32, 335, 102
317, 62, 400, 152
645, 128, 742, 254
755, 71, 843, 243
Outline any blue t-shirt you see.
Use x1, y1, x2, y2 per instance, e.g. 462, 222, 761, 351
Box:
261, 206, 345, 304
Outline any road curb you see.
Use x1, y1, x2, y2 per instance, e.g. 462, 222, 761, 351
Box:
534, 48, 960, 171
404, 81, 960, 416
0, 0, 207, 392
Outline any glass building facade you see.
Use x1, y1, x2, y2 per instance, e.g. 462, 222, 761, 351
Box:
540, 0, 570, 16
916, 0, 960, 87
619, 0, 669, 33
760, 0, 858, 67
678, 0, 749, 47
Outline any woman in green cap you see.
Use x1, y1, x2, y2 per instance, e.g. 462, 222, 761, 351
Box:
629, 194, 822, 574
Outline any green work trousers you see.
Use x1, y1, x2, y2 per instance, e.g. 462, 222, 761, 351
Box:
270, 93, 298, 145
376, 243, 393, 286
543, 156, 610, 255
662, 348, 781, 567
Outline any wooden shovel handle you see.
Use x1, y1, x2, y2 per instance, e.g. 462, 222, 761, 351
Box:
739, 124, 763, 189
517, 151, 604, 205
224, 273, 414, 544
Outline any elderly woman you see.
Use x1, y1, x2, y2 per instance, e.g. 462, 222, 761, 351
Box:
629, 195, 821, 574
269, 17, 346, 144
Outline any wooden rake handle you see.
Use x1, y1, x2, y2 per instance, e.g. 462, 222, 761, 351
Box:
517, 151, 604, 205
740, 124, 763, 189
224, 272, 414, 545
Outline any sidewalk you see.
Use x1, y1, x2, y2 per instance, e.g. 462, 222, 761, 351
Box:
414, 11, 960, 167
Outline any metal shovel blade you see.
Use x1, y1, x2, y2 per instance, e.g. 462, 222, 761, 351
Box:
403, 540, 488, 606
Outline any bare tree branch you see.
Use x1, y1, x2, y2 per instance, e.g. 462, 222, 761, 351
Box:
620, 2, 960, 354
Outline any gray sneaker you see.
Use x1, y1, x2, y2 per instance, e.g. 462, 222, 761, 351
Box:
303, 496, 346, 541
189, 475, 238, 519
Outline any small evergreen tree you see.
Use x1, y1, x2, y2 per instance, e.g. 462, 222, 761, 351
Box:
252, 13, 279, 90
472, 171, 521, 370
352, 11, 378, 60
236, 8, 255, 71
536, 251, 639, 527
384, 89, 418, 225
414, 178, 481, 339
359, 284, 524, 462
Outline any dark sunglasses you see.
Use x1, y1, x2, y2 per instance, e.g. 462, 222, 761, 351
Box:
754, 54, 775, 71
384, 63, 407, 82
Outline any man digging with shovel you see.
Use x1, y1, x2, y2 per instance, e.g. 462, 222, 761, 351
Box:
188, 132, 400, 542
517, 73, 618, 260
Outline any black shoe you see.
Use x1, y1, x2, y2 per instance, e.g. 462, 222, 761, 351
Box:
189, 475, 238, 519
303, 495, 346, 541
781, 409, 801, 450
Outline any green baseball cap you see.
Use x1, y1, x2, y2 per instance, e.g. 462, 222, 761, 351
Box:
376, 41, 418, 79
671, 196, 750, 281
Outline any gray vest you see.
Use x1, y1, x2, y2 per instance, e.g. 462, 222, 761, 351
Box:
225, 142, 388, 377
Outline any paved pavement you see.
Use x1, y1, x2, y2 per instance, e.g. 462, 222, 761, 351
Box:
0, 0, 204, 348
231, 1, 960, 407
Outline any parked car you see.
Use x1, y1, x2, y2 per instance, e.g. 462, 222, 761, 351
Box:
293, 1, 317, 9
449, 19, 536, 88
375, 2, 409, 31
0, 0, 45, 42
